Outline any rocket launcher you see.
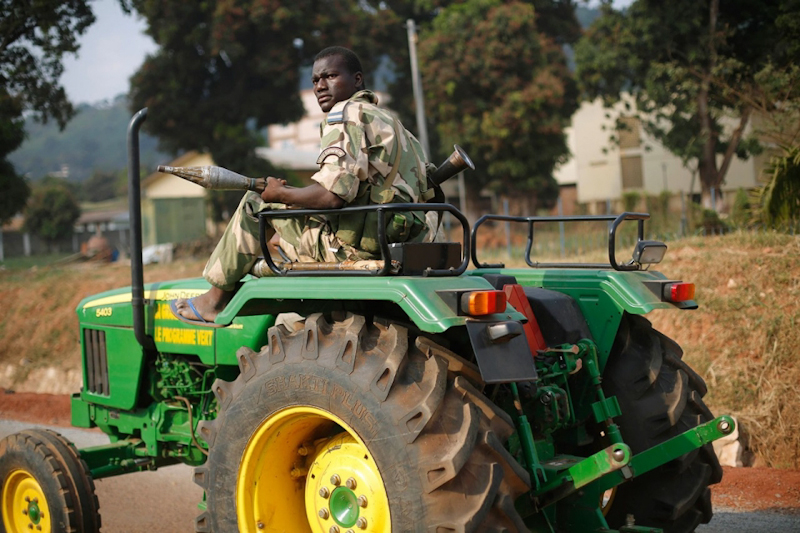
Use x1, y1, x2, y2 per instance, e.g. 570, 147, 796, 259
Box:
156, 165, 266, 192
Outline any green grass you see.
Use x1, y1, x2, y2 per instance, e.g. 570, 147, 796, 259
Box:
0, 253, 77, 271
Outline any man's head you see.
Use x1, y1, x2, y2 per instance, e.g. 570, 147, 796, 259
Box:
312, 46, 365, 113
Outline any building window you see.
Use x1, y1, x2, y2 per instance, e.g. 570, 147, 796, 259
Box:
621, 155, 643, 189
618, 116, 641, 149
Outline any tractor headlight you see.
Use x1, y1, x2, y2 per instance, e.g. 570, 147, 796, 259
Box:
632, 240, 667, 265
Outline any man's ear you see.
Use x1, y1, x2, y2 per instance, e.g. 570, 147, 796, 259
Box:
354, 71, 364, 90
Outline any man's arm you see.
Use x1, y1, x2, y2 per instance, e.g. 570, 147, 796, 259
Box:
261, 177, 344, 209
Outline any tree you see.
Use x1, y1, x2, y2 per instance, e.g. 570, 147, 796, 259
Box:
0, 0, 95, 221
81, 170, 125, 203
575, 0, 800, 209
0, 88, 28, 225
754, 146, 800, 229
125, 0, 390, 180
383, 1, 580, 146
24, 179, 81, 247
418, 0, 578, 212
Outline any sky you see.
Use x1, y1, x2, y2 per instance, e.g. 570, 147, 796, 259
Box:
59, 0, 636, 106
60, 0, 156, 105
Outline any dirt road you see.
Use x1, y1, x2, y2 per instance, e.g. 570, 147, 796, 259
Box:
0, 420, 202, 532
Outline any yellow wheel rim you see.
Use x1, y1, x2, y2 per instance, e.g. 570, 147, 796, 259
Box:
1, 469, 52, 533
236, 406, 391, 533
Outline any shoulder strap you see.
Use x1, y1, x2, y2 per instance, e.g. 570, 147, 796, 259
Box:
326, 100, 349, 125
385, 119, 404, 184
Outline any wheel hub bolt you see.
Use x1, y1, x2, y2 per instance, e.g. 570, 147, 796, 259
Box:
330, 474, 341, 486
319, 508, 330, 519
346, 477, 357, 490
356, 517, 368, 529
357, 495, 368, 508
22, 509, 27, 515
612, 448, 625, 462
257, 522, 264, 529
319, 486, 330, 498
329, 526, 340, 533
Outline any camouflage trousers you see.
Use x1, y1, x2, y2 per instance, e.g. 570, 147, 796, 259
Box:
203, 192, 361, 291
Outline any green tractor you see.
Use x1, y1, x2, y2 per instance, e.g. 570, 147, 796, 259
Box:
0, 110, 733, 533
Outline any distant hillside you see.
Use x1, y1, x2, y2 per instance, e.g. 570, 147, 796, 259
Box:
575, 6, 601, 29
8, 95, 172, 182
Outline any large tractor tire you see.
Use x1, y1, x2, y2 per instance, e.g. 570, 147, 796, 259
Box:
602, 314, 722, 533
0, 429, 101, 533
194, 312, 531, 533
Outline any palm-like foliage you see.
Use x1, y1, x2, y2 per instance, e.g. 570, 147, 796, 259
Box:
754, 146, 800, 229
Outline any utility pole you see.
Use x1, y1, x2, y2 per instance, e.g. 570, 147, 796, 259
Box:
406, 19, 431, 159
406, 19, 467, 219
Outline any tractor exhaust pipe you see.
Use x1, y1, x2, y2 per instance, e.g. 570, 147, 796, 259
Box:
127, 108, 156, 353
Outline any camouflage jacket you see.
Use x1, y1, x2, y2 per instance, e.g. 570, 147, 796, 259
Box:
311, 90, 434, 256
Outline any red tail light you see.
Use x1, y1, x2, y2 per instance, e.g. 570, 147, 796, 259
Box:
669, 282, 695, 302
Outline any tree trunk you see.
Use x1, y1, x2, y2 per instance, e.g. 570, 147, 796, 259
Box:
698, 0, 720, 211
717, 106, 752, 184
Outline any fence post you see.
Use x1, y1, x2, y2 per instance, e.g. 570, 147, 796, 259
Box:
558, 196, 565, 257
503, 198, 511, 260
680, 192, 688, 237
0, 228, 4, 262
23, 232, 31, 257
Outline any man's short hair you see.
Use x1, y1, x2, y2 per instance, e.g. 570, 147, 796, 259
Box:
315, 46, 366, 89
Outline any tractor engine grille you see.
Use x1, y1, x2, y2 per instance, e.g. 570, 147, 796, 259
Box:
84, 329, 110, 395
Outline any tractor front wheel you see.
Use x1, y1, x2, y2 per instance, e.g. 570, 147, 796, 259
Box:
194, 312, 531, 532
0, 429, 100, 533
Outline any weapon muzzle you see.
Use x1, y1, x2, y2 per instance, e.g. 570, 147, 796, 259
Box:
429, 145, 475, 186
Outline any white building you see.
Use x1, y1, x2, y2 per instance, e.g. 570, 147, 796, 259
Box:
554, 98, 766, 213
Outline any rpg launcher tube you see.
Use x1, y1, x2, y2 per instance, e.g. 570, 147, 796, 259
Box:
157, 165, 264, 192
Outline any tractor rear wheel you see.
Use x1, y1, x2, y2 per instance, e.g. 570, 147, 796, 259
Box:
0, 429, 100, 533
602, 314, 722, 533
194, 312, 530, 532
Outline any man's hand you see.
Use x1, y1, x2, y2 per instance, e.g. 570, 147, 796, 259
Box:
260, 177, 288, 203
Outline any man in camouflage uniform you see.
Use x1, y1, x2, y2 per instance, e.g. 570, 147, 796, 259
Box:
172, 46, 434, 325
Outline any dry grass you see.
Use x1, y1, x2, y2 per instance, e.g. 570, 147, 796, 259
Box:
646, 231, 800, 469
0, 258, 206, 380
2, 231, 798, 467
